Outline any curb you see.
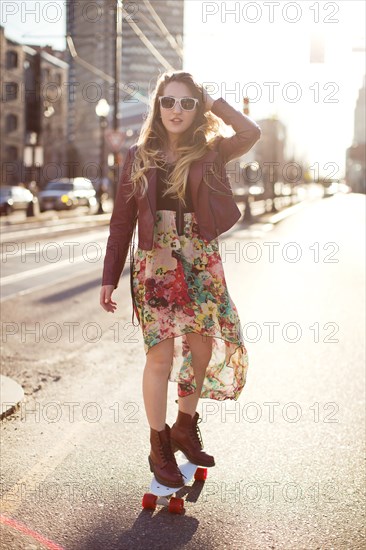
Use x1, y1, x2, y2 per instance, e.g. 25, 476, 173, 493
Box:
239, 196, 322, 228
0, 375, 24, 420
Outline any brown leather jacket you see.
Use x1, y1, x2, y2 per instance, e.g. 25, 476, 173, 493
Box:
102, 97, 261, 289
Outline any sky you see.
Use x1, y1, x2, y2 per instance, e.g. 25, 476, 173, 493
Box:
1, 0, 365, 177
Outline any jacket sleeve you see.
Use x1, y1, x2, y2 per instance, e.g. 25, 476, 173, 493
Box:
101, 146, 138, 289
211, 97, 262, 164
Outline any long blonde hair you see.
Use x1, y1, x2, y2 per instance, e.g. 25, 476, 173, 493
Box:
127, 70, 225, 207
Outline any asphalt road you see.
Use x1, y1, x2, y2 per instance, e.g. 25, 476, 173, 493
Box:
0, 192, 365, 550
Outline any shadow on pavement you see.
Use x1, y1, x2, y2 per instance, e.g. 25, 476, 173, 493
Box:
76, 511, 200, 550
37, 277, 101, 303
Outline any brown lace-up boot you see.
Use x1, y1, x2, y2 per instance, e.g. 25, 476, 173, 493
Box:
149, 424, 185, 488
170, 410, 215, 467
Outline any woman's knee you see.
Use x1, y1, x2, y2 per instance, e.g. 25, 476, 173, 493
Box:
145, 338, 174, 376
186, 332, 213, 366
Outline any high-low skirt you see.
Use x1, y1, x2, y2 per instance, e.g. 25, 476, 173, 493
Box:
131, 209, 249, 400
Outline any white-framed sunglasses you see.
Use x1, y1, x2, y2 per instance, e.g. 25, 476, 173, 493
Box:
158, 95, 199, 111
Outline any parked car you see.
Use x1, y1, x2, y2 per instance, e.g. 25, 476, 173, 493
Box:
322, 181, 339, 198
38, 178, 97, 212
0, 185, 39, 216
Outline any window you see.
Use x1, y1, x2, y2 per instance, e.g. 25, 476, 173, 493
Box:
6, 114, 18, 132
74, 178, 93, 190
5, 82, 18, 101
45, 181, 73, 191
6, 51, 18, 69
5, 146, 18, 161
11, 187, 23, 198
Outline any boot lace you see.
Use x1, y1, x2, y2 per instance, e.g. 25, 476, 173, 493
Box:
160, 440, 175, 462
161, 441, 186, 479
160, 439, 183, 474
191, 417, 204, 449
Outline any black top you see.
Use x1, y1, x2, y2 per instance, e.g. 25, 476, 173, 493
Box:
156, 162, 194, 213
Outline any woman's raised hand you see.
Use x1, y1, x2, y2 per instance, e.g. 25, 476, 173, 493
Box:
100, 285, 117, 313
202, 86, 216, 112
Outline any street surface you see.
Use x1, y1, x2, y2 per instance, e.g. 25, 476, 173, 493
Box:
0, 192, 365, 550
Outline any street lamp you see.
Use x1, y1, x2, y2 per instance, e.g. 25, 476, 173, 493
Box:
95, 99, 110, 192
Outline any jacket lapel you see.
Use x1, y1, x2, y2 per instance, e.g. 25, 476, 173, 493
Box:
145, 148, 219, 215
188, 149, 219, 206
146, 167, 157, 215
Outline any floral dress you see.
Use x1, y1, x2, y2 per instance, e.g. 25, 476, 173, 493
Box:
130, 163, 249, 400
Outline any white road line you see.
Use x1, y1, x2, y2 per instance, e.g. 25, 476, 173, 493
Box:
1, 253, 101, 285
0, 221, 109, 243
0, 264, 103, 302
0, 231, 108, 261
0, 422, 95, 516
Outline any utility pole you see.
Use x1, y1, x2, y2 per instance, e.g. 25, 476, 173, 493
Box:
113, 0, 123, 201
242, 97, 254, 224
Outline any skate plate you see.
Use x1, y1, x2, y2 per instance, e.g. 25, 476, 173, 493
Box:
142, 451, 208, 514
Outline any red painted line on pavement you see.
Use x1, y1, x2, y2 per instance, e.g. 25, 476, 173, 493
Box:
0, 514, 65, 550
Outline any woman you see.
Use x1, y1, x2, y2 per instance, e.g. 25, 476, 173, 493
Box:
100, 70, 261, 488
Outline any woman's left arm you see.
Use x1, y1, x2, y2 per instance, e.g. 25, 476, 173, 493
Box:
205, 94, 262, 164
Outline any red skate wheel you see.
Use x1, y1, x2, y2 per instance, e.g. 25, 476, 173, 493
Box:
168, 497, 184, 514
142, 493, 157, 510
194, 468, 208, 481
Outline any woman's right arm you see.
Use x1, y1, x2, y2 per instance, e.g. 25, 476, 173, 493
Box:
100, 146, 138, 311
208, 96, 261, 164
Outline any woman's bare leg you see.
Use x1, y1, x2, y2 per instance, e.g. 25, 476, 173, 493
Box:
177, 332, 213, 417
143, 338, 175, 431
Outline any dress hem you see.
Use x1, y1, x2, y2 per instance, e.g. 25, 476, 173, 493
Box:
144, 330, 248, 402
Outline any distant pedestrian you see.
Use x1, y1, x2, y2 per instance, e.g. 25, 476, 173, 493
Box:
100, 70, 261, 488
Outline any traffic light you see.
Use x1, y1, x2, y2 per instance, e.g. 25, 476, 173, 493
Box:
243, 97, 250, 115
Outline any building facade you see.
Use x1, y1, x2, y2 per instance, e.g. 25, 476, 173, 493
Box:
0, 25, 26, 185
242, 117, 287, 200
346, 77, 366, 194
66, 0, 184, 182
0, 25, 68, 187
353, 76, 365, 146
23, 45, 69, 186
